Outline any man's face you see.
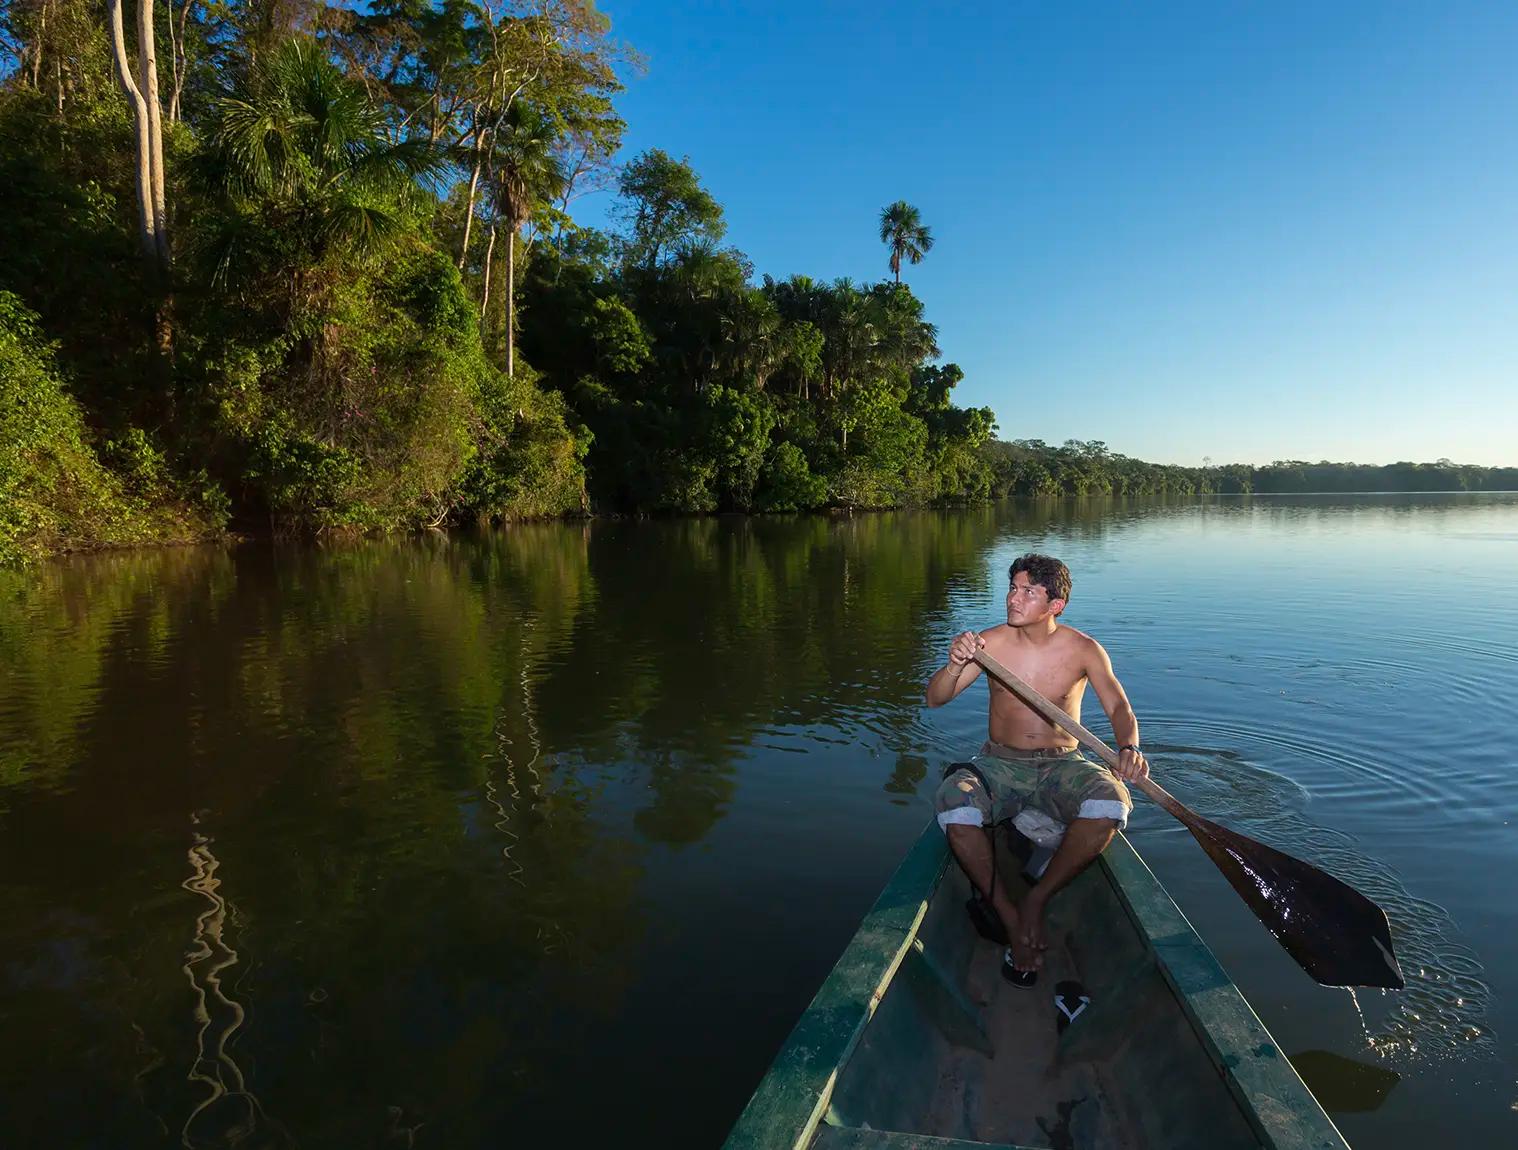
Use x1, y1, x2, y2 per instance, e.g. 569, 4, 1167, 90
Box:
1006, 571, 1064, 627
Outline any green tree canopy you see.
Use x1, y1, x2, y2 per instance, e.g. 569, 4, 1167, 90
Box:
613, 148, 726, 272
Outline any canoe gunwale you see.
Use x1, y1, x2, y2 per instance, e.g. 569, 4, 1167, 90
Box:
1096, 832, 1351, 1150
721, 820, 1351, 1150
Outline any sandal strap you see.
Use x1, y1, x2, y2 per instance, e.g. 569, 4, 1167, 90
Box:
1055, 996, 1090, 1021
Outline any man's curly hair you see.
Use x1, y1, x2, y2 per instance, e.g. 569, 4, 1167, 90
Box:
1009, 553, 1071, 604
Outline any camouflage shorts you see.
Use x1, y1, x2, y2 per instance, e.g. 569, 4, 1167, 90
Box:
933, 741, 1132, 847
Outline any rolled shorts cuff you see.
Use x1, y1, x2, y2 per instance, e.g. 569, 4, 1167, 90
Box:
1077, 798, 1130, 829
936, 807, 986, 830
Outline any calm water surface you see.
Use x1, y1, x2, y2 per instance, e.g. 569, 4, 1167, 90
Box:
2, 496, 1516, 1148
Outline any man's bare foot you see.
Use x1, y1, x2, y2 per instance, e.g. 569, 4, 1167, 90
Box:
1008, 934, 1042, 972
1002, 935, 1041, 987
992, 900, 1040, 973
1017, 894, 1049, 962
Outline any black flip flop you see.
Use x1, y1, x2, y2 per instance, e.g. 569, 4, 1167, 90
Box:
1054, 979, 1090, 1033
1001, 948, 1038, 989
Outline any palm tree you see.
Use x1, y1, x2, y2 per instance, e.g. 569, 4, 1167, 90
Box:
718, 290, 783, 390
868, 280, 939, 368
877, 201, 934, 284
666, 240, 738, 390
204, 39, 443, 289
481, 103, 565, 375
822, 278, 876, 396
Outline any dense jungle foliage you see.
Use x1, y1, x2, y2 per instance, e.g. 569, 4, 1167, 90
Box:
2, 2, 1513, 562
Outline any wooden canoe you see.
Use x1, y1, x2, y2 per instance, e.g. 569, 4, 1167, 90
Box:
723, 820, 1350, 1150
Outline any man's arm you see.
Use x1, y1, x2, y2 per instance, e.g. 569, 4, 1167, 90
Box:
925, 630, 985, 707
1084, 639, 1149, 782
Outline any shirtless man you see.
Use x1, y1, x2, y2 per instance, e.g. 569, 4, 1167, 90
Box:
924, 553, 1149, 987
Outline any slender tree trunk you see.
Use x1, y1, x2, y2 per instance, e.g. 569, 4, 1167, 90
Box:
167, 0, 180, 121
427, 71, 448, 146
138, 0, 169, 266
107, 0, 158, 265
168, 0, 194, 123
31, 0, 48, 89
457, 127, 486, 269
506, 228, 515, 376
480, 220, 496, 327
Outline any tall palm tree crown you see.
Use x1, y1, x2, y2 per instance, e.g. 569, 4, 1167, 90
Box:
489, 103, 565, 238
878, 201, 934, 284
204, 39, 444, 281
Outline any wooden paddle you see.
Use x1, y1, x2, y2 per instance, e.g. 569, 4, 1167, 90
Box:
972, 650, 1405, 990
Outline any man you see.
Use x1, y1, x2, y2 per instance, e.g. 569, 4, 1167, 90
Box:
924, 553, 1149, 987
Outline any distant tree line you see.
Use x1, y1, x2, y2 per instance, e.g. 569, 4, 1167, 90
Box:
1234, 458, 1518, 493
983, 440, 1518, 496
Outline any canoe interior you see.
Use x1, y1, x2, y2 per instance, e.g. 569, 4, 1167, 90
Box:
724, 822, 1349, 1150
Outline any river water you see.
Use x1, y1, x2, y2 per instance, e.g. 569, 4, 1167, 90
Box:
1, 495, 1515, 1148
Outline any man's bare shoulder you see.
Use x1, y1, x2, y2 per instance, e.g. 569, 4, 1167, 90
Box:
1056, 625, 1108, 661
979, 623, 1012, 644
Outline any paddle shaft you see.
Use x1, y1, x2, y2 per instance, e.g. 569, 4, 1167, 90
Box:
971, 650, 1192, 823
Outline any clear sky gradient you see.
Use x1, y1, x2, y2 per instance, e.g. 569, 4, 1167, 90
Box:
580, 1, 1518, 467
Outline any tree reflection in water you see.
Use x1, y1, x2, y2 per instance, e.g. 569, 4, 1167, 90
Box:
180, 812, 290, 1149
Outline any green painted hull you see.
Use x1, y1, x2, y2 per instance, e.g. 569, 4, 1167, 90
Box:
724, 821, 1350, 1150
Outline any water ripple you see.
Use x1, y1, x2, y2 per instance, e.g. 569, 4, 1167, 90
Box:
1139, 748, 1496, 1066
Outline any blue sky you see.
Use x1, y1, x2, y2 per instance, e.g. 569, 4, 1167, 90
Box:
576, 1, 1518, 467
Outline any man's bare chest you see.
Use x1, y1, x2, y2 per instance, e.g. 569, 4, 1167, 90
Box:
985, 653, 1086, 708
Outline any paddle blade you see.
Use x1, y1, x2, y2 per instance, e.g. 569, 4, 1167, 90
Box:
1184, 815, 1405, 989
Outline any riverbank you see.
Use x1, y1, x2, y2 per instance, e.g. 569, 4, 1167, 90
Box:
13, 475, 1518, 569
